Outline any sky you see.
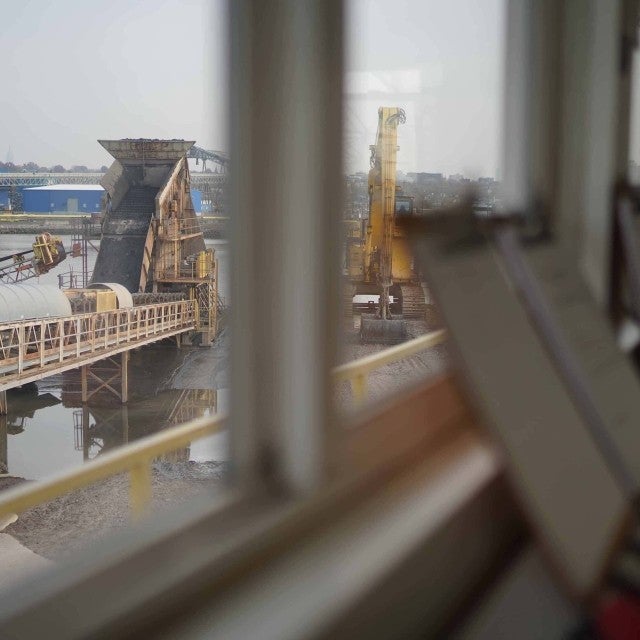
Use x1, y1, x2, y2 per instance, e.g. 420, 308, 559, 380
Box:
1, 0, 227, 169
1, 0, 504, 178
345, 0, 505, 178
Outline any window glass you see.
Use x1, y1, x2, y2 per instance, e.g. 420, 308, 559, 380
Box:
338, 0, 505, 412
0, 0, 230, 568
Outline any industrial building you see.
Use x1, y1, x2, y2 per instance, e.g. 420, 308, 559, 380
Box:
22, 184, 104, 214
19, 183, 203, 214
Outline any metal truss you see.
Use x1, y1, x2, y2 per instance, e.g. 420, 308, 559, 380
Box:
0, 172, 227, 191
0, 173, 104, 187
187, 146, 228, 171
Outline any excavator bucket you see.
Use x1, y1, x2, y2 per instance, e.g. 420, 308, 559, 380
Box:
360, 314, 407, 345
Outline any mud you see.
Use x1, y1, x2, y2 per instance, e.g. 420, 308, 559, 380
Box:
337, 319, 450, 410
1, 462, 227, 560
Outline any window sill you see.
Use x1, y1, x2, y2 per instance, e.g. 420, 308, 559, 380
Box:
0, 375, 521, 639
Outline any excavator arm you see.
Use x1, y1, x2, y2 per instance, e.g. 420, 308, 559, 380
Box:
360, 107, 408, 342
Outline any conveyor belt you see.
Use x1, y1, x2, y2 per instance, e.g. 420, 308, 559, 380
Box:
91, 186, 157, 292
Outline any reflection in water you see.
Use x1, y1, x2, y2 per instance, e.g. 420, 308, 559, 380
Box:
3, 386, 224, 478
6, 385, 61, 434
73, 389, 218, 461
0, 386, 62, 473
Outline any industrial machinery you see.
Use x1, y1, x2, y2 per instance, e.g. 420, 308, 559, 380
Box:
0, 233, 66, 284
63, 282, 133, 314
344, 107, 426, 343
92, 139, 222, 344
0, 283, 72, 322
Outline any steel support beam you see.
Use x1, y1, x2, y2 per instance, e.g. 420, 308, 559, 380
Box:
81, 365, 88, 403
121, 351, 129, 404
0, 415, 7, 474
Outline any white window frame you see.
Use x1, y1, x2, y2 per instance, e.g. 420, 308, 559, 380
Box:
0, 1, 637, 637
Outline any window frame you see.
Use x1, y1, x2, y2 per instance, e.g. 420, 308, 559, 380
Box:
2, 0, 634, 635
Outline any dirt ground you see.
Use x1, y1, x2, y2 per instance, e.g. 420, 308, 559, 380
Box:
0, 316, 449, 563
337, 319, 450, 410
1, 461, 226, 560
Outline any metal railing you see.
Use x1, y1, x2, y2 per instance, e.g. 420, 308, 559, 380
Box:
157, 218, 203, 240
0, 301, 196, 390
0, 329, 447, 520
333, 329, 448, 405
57, 270, 94, 289
0, 414, 226, 520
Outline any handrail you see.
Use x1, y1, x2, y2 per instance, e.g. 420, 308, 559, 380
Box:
0, 414, 226, 520
333, 329, 447, 404
0, 329, 447, 520
0, 301, 196, 390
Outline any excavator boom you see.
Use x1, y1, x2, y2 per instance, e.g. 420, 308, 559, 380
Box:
360, 107, 408, 344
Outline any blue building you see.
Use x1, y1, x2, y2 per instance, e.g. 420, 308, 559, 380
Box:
190, 188, 202, 214
23, 184, 104, 214
21, 184, 205, 215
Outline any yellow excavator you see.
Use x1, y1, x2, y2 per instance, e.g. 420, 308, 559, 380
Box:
344, 107, 425, 343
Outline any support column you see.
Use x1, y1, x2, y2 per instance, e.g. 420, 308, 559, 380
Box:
121, 405, 129, 445
0, 391, 7, 416
0, 415, 7, 474
81, 365, 88, 404
121, 351, 129, 404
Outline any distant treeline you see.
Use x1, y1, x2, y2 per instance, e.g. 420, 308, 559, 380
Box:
0, 161, 108, 174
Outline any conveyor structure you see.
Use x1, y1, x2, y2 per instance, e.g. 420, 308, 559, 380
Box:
92, 139, 220, 343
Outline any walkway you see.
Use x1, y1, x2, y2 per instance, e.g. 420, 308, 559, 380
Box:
0, 300, 196, 396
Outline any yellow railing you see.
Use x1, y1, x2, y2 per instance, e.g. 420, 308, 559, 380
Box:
0, 329, 447, 521
0, 414, 226, 521
333, 329, 447, 405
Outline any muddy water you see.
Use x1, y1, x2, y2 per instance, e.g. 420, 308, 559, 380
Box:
0, 234, 230, 479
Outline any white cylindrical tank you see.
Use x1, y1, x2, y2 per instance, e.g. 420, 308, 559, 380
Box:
0, 284, 72, 323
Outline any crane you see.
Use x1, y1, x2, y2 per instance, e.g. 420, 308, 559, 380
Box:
0, 233, 67, 284
344, 107, 426, 343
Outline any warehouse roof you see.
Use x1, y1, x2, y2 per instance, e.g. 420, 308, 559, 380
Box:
24, 184, 105, 191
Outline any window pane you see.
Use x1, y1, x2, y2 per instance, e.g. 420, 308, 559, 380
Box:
0, 0, 230, 572
338, 0, 505, 412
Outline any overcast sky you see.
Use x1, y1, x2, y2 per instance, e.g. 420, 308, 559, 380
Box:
1, 0, 226, 169
2, 0, 504, 177
346, 0, 504, 178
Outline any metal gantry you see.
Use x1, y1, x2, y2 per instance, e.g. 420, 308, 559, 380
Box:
0, 173, 105, 187
0, 172, 227, 189
186, 146, 228, 172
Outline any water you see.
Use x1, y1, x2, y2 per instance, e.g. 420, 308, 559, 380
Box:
0, 234, 230, 479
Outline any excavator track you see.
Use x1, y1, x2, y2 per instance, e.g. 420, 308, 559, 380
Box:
400, 284, 427, 319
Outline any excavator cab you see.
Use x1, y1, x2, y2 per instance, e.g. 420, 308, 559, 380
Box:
394, 195, 414, 217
